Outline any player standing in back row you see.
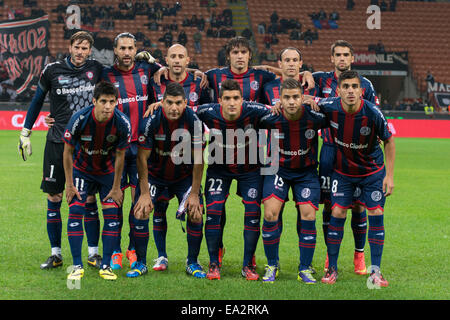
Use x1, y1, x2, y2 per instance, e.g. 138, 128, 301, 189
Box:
18, 31, 104, 270
100, 32, 162, 271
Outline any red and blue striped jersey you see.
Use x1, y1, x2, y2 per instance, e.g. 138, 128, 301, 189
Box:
205, 67, 276, 103
318, 97, 392, 177
149, 72, 211, 107
196, 101, 271, 176
100, 61, 161, 142
259, 106, 328, 170
138, 107, 204, 182
262, 75, 309, 106
63, 105, 131, 175
311, 71, 379, 144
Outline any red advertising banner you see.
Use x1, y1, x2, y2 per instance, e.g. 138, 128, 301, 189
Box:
387, 119, 450, 139
0, 111, 449, 138
0, 110, 49, 130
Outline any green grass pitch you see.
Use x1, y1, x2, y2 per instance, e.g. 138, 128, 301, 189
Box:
0, 130, 449, 300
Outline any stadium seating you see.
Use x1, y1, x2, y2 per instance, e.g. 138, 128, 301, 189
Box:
247, 0, 450, 92
0, 0, 449, 94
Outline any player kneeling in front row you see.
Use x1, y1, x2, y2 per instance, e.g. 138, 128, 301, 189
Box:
318, 70, 395, 286
63, 81, 132, 281
259, 79, 328, 284
130, 82, 206, 278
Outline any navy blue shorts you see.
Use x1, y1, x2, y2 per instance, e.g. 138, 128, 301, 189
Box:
331, 168, 386, 211
71, 168, 116, 207
204, 169, 263, 206
262, 166, 320, 209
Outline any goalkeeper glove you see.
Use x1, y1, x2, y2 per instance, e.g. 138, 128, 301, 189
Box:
18, 127, 32, 161
135, 51, 156, 64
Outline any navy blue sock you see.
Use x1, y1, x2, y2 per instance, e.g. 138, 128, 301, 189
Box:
186, 219, 203, 265
152, 202, 168, 258
67, 203, 84, 266
327, 216, 346, 271
47, 199, 62, 250
368, 214, 385, 268
101, 208, 120, 266
242, 202, 261, 267
84, 201, 100, 249
299, 219, 317, 271
322, 209, 332, 246
205, 201, 224, 264
351, 209, 367, 251
262, 219, 280, 266
132, 216, 150, 265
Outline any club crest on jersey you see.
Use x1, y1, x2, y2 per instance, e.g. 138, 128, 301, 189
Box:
138, 135, 146, 143
64, 131, 72, 139
250, 81, 259, 90
305, 129, 315, 139
106, 135, 117, 143
189, 92, 198, 102
86, 71, 94, 80
360, 126, 371, 136
140, 75, 148, 85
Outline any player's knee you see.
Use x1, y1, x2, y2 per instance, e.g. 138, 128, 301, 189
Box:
331, 206, 347, 219
48, 193, 63, 202
298, 205, 316, 221
367, 208, 383, 216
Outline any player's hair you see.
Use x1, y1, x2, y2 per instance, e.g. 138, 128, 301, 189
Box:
163, 82, 186, 100
219, 79, 242, 98
331, 40, 354, 56
225, 36, 252, 60
278, 47, 303, 61
280, 78, 303, 94
70, 31, 94, 48
338, 70, 361, 86
114, 32, 136, 47
93, 81, 118, 100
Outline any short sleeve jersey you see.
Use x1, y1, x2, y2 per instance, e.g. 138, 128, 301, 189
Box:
63, 106, 132, 175
100, 60, 161, 142
196, 101, 271, 175
138, 107, 204, 182
318, 97, 392, 177
205, 67, 276, 103
259, 106, 328, 169
311, 71, 379, 144
149, 72, 211, 107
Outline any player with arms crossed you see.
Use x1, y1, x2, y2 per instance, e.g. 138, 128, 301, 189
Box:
259, 78, 328, 284
318, 70, 395, 286
63, 81, 131, 281
131, 82, 205, 278
18, 31, 104, 270
312, 40, 380, 274
100, 32, 162, 271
